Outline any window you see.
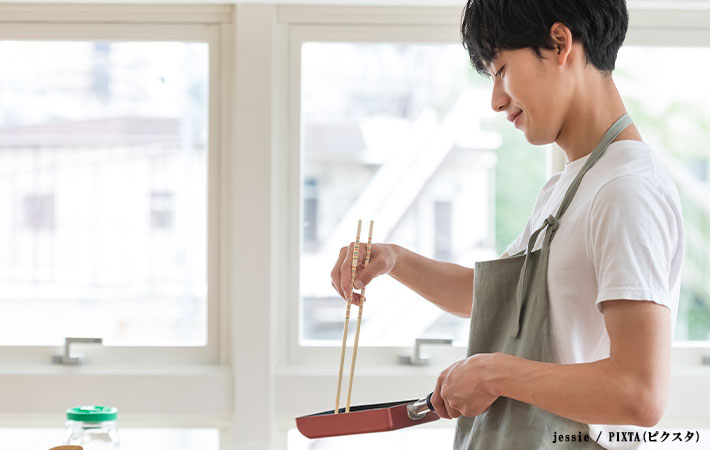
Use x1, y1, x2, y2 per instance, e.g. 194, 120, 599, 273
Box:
296, 42, 710, 348
434, 200, 453, 261
0, 40, 209, 347
23, 193, 55, 231
298, 42, 545, 347
615, 46, 710, 341
151, 191, 176, 231
0, 5, 232, 446
303, 177, 319, 248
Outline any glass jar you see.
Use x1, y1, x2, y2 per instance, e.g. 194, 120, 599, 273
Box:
63, 406, 119, 450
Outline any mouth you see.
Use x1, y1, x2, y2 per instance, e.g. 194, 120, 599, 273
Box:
507, 110, 522, 123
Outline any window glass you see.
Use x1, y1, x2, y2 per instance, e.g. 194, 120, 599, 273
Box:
616, 47, 710, 341
0, 41, 209, 346
300, 43, 710, 345
299, 43, 545, 346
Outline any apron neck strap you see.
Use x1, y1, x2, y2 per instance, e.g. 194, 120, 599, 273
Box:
552, 113, 633, 222
510, 113, 633, 339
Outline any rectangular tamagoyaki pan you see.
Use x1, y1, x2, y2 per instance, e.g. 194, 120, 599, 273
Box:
295, 393, 439, 439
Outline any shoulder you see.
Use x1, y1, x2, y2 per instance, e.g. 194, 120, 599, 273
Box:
585, 146, 684, 262
584, 141, 684, 254
588, 140, 681, 212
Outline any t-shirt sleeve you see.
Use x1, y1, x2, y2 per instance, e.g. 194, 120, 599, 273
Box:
587, 175, 679, 314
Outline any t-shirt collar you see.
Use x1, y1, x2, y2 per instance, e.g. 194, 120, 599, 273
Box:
563, 152, 591, 175
562, 140, 632, 175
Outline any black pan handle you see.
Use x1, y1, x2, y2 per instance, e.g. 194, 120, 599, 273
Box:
407, 392, 436, 420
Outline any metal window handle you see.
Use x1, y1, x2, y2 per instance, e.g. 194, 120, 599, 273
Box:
52, 337, 103, 365
399, 337, 453, 366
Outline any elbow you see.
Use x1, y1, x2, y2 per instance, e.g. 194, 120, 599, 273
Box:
455, 308, 471, 319
631, 385, 667, 427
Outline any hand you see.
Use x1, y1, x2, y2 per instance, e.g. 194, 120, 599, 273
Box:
430, 353, 500, 419
330, 242, 397, 306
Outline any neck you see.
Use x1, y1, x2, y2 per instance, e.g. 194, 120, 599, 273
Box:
555, 74, 641, 162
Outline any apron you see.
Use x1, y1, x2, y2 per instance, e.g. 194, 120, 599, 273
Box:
453, 114, 633, 450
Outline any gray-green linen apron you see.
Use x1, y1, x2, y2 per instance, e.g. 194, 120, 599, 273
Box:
453, 114, 633, 449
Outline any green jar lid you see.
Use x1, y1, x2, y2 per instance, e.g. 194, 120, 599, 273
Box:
66, 406, 118, 422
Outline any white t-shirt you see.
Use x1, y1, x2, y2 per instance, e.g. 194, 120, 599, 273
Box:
503, 140, 684, 450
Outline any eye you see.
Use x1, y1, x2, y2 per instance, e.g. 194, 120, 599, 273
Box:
495, 65, 505, 78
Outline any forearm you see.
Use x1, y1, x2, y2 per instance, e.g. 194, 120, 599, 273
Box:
487, 353, 666, 427
388, 244, 474, 317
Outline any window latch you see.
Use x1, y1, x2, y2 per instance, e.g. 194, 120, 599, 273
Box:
52, 337, 103, 365
399, 337, 453, 366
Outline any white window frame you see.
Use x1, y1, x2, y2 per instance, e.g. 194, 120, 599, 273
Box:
281, 15, 471, 370
0, 3, 235, 435
3, 3, 710, 449
272, 2, 710, 444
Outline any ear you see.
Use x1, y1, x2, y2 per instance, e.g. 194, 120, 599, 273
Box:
549, 22, 573, 67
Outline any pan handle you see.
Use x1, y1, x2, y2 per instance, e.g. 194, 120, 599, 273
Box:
406, 392, 436, 420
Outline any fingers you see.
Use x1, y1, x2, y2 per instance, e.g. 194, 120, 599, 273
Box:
352, 255, 380, 291
339, 242, 356, 300
432, 369, 465, 420
331, 242, 381, 303
330, 246, 348, 299
331, 280, 342, 299
438, 389, 460, 419
446, 399, 462, 419
431, 376, 451, 419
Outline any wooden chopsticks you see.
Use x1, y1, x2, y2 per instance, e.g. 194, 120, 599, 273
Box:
334, 219, 374, 414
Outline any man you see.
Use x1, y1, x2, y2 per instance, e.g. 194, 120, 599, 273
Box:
331, 1, 684, 448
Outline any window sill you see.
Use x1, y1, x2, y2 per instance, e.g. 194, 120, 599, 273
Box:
0, 366, 232, 423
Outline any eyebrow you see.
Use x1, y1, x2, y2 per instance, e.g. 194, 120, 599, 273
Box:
486, 60, 500, 78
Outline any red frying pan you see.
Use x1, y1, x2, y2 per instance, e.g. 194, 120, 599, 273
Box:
296, 393, 439, 439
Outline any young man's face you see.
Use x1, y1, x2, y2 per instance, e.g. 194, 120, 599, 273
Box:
487, 47, 570, 146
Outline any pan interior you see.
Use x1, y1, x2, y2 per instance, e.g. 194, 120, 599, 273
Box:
300, 399, 418, 418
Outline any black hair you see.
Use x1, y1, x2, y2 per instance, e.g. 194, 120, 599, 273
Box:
461, 0, 629, 77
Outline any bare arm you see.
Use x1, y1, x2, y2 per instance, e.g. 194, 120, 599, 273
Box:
388, 244, 474, 318
435, 299, 670, 427
488, 300, 670, 425
332, 242, 474, 318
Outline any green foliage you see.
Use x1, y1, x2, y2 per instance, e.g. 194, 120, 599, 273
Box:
678, 286, 710, 340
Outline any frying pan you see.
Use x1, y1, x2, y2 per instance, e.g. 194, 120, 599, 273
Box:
296, 392, 439, 438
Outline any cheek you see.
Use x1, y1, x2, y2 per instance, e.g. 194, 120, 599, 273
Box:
520, 87, 562, 145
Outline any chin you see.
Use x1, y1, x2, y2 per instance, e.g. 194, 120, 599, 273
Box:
523, 133, 548, 146
523, 128, 555, 146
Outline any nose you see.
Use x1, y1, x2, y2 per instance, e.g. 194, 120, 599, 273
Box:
490, 78, 509, 113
